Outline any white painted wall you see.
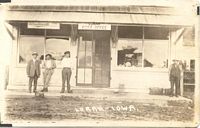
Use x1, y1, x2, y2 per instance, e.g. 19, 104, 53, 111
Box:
0, 5, 12, 90
171, 28, 196, 69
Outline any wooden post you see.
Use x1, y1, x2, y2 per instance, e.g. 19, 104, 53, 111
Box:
180, 71, 184, 96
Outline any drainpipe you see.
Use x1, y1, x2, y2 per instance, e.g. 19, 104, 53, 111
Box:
194, 5, 200, 125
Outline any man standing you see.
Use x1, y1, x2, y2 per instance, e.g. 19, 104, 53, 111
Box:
61, 51, 72, 93
169, 59, 181, 97
26, 52, 41, 93
41, 54, 56, 92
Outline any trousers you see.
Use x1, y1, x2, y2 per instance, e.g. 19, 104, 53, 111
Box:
28, 71, 38, 92
170, 76, 180, 96
62, 67, 72, 92
43, 69, 54, 88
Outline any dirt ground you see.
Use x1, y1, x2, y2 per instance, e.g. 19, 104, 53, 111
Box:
5, 95, 194, 122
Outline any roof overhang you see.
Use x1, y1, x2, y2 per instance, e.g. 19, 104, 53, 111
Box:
5, 5, 195, 27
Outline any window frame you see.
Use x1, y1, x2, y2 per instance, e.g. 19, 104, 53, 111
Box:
45, 36, 71, 68
116, 37, 144, 68
17, 25, 71, 68
115, 26, 170, 71
17, 29, 45, 67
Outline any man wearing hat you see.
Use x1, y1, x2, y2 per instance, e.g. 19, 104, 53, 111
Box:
61, 51, 72, 93
41, 54, 56, 92
26, 52, 41, 93
169, 59, 181, 97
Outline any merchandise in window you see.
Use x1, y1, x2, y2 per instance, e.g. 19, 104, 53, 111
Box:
117, 26, 169, 68
117, 39, 143, 67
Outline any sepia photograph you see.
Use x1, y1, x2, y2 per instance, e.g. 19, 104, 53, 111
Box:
0, 0, 200, 127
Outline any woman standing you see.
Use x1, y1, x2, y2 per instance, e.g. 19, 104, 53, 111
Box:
61, 51, 72, 93
41, 54, 56, 92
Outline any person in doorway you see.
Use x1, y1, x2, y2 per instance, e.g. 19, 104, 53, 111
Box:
169, 59, 181, 97
26, 52, 41, 93
41, 54, 56, 92
61, 51, 72, 93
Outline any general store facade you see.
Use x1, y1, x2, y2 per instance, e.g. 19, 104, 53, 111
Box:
5, 0, 196, 92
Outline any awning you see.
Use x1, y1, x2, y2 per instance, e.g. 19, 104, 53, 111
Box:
5, 5, 195, 26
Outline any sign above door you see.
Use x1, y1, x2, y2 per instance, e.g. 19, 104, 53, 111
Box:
78, 24, 111, 31
28, 22, 60, 29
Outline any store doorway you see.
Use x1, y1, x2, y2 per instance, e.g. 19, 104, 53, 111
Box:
76, 31, 111, 87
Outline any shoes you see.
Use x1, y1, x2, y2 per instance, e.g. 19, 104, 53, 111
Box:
41, 88, 48, 92
60, 90, 65, 93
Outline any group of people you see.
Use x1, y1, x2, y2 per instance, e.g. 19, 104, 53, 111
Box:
169, 59, 186, 97
26, 50, 185, 96
26, 51, 72, 93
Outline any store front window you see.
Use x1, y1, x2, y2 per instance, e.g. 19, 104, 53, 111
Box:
117, 39, 143, 67
18, 23, 71, 65
19, 23, 45, 64
117, 26, 143, 67
117, 26, 169, 69
144, 27, 169, 68
143, 40, 168, 68
46, 38, 70, 65
19, 36, 44, 64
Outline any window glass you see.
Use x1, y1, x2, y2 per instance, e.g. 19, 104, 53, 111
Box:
118, 26, 142, 39
78, 39, 86, 67
117, 26, 169, 69
117, 39, 143, 67
144, 40, 168, 68
46, 24, 71, 36
144, 27, 169, 40
85, 41, 93, 67
78, 40, 93, 68
19, 36, 44, 63
45, 38, 70, 65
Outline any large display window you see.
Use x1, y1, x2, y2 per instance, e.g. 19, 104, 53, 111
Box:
18, 23, 71, 67
117, 26, 169, 69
